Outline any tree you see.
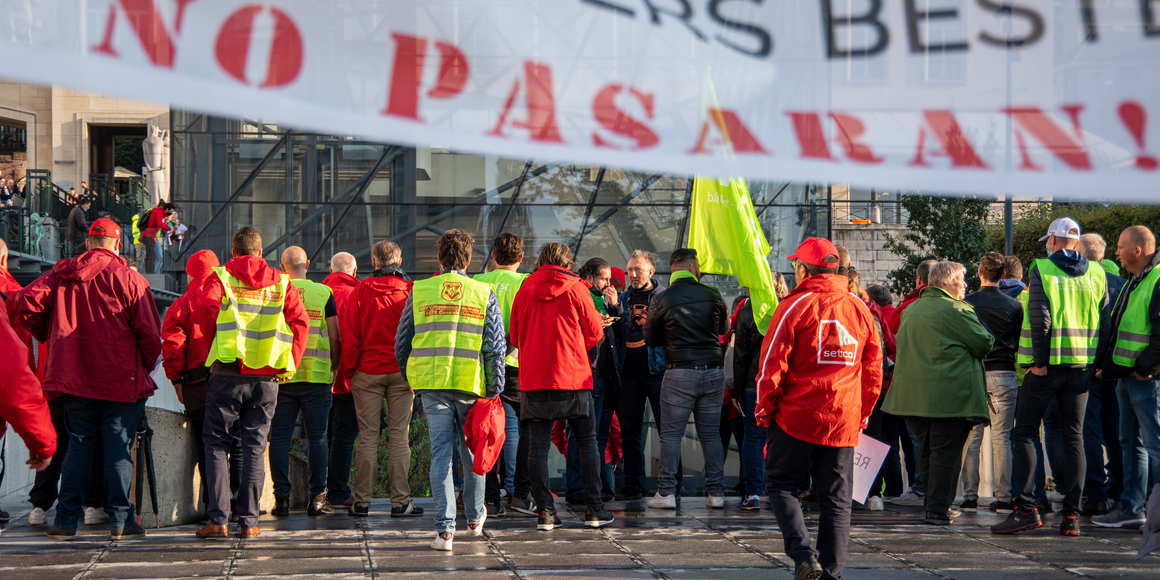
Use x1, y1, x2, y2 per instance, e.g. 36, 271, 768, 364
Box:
114, 137, 145, 173
883, 194, 995, 296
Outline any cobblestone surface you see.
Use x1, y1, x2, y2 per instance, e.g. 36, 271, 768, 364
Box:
1, 497, 1155, 579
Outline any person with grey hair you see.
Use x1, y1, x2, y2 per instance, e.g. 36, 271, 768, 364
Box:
1078, 232, 1123, 278
883, 261, 994, 525
322, 251, 360, 508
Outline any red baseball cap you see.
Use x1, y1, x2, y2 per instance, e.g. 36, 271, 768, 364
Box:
786, 237, 841, 268
88, 218, 121, 239
610, 266, 626, 286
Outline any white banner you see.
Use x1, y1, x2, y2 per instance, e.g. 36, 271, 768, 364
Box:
5, 1, 1160, 200
851, 434, 891, 505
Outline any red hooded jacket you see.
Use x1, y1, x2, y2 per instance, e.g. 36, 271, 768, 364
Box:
141, 207, 172, 238
754, 274, 883, 447
0, 311, 55, 459
16, 248, 161, 402
324, 271, 360, 393
186, 255, 310, 375
887, 287, 923, 336
161, 250, 222, 382
2, 267, 36, 375
342, 271, 412, 377
510, 265, 602, 391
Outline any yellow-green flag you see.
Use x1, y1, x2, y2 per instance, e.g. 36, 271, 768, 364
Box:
688, 176, 778, 334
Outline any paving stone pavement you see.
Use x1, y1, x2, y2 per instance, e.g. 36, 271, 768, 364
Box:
0, 497, 1155, 579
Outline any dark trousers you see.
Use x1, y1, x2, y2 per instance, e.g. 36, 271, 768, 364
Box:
1013, 367, 1090, 515
204, 374, 277, 528
906, 417, 973, 515
720, 404, 745, 492
1043, 400, 1065, 486
191, 416, 242, 511
29, 399, 107, 510
1084, 380, 1123, 504
619, 372, 680, 495
269, 382, 332, 498
529, 413, 603, 513
766, 422, 853, 580
512, 404, 533, 501
864, 409, 898, 499
141, 236, 159, 273
52, 396, 146, 529
327, 392, 359, 503
567, 379, 607, 498
486, 399, 523, 505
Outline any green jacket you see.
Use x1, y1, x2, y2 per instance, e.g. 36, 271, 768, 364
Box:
882, 286, 994, 422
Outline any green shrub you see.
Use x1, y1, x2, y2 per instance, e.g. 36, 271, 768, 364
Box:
884, 195, 994, 295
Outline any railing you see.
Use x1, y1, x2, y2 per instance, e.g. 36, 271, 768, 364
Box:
0, 206, 31, 254
91, 173, 148, 225
831, 200, 907, 224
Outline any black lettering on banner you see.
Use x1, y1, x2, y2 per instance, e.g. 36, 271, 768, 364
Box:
820, 0, 890, 58
904, 0, 968, 53
708, 0, 773, 58
1144, 0, 1160, 37
582, 0, 637, 16
977, 0, 1045, 47
642, 0, 708, 41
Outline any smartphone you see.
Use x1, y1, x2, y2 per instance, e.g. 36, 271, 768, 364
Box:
605, 316, 621, 322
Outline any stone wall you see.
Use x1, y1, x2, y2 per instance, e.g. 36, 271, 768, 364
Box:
831, 223, 915, 290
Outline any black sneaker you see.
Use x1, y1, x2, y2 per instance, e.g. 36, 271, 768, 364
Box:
614, 491, 643, 501
959, 498, 978, 512
925, 511, 952, 525
110, 520, 146, 541
565, 495, 586, 508
584, 509, 614, 528
509, 496, 538, 516
793, 556, 823, 580
1060, 515, 1079, 536
1036, 500, 1054, 514
601, 492, 615, 503
486, 502, 507, 518
989, 500, 1015, 514
1081, 499, 1114, 516
47, 526, 77, 541
537, 510, 563, 531
991, 507, 1043, 534
391, 502, 424, 518
349, 504, 369, 517
308, 494, 334, 515
0, 510, 9, 523
273, 496, 290, 517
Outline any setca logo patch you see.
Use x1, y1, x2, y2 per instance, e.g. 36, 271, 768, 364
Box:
440, 280, 463, 301
816, 320, 858, 366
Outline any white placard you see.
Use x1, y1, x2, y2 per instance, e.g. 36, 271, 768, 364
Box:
852, 433, 891, 505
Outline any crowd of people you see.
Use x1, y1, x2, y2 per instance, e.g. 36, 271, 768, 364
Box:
0, 215, 1157, 580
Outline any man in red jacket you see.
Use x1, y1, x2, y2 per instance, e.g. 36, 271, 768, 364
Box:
887, 260, 937, 335
16, 219, 162, 542
0, 309, 55, 473
139, 202, 175, 274
755, 238, 883, 580
160, 249, 221, 496
323, 251, 360, 508
341, 240, 421, 518
189, 227, 309, 540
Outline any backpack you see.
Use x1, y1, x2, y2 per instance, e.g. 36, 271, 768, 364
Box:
137, 209, 153, 231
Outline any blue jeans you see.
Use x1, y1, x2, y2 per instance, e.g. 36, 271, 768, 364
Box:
742, 388, 766, 496
619, 373, 680, 495
502, 401, 518, 493
1117, 376, 1160, 515
53, 395, 146, 529
657, 368, 725, 496
904, 420, 924, 495
422, 390, 485, 534
327, 393, 359, 503
1084, 379, 1123, 504
567, 380, 607, 498
269, 382, 332, 498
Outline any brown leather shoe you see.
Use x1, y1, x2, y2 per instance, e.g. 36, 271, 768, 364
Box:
195, 524, 228, 540
238, 526, 260, 539
338, 497, 355, 507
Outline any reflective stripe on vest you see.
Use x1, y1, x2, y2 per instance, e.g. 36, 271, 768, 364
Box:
474, 269, 528, 368
287, 278, 334, 384
206, 267, 296, 374
1016, 258, 1105, 366
407, 274, 491, 397
1111, 265, 1160, 366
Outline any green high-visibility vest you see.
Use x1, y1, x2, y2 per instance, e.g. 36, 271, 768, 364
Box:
1111, 266, 1160, 367
206, 267, 296, 375
407, 273, 491, 397
1015, 259, 1105, 366
474, 268, 528, 368
131, 214, 141, 244
286, 278, 334, 384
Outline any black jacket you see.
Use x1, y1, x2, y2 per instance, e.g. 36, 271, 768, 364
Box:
1027, 249, 1110, 368
731, 300, 761, 393
964, 286, 1024, 372
587, 286, 623, 398
66, 206, 88, 244
1097, 251, 1160, 379
644, 276, 728, 368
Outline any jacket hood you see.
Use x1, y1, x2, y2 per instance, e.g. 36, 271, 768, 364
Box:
0, 268, 21, 294
224, 255, 282, 288
371, 266, 412, 282
1048, 249, 1088, 277
998, 278, 1026, 291
525, 265, 583, 301
185, 250, 220, 278
361, 272, 412, 294
52, 248, 124, 282
790, 273, 853, 296
323, 271, 360, 290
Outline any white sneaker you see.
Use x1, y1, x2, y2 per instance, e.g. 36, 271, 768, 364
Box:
887, 488, 925, 507
467, 513, 486, 536
647, 492, 677, 509
84, 507, 110, 525
1047, 491, 1066, 503
706, 495, 725, 509
430, 532, 454, 551
28, 507, 48, 525
867, 496, 884, 511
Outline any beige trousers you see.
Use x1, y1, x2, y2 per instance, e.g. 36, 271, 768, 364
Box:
350, 370, 414, 507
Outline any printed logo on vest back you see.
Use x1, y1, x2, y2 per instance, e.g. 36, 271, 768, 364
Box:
816, 320, 858, 366
440, 280, 463, 301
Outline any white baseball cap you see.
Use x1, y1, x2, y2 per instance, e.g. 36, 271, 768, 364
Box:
1038, 217, 1082, 242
